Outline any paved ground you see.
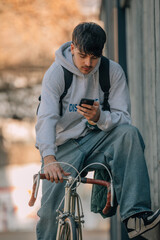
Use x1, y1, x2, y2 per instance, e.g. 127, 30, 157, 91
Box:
0, 230, 110, 240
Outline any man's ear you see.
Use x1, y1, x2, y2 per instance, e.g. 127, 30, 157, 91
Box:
71, 43, 75, 55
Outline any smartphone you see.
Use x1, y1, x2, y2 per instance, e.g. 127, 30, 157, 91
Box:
79, 98, 94, 106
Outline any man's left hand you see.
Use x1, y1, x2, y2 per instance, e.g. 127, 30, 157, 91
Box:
77, 101, 100, 122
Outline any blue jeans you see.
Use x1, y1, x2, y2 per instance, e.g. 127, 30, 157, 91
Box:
36, 124, 151, 240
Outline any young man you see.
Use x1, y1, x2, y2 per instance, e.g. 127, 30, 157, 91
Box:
35, 22, 160, 239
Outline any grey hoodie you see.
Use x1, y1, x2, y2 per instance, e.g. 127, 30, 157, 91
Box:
35, 42, 131, 158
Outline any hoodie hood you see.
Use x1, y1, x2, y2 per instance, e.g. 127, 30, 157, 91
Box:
55, 41, 101, 78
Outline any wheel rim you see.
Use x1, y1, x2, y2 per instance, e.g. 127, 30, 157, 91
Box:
59, 222, 72, 240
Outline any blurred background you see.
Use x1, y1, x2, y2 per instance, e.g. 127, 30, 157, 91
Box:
0, 0, 110, 239
1, 0, 160, 240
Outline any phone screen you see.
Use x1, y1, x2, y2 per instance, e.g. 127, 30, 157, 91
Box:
79, 98, 94, 106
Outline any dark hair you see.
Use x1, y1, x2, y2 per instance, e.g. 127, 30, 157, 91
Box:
72, 22, 106, 57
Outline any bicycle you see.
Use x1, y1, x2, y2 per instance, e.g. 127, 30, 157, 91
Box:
28, 162, 114, 240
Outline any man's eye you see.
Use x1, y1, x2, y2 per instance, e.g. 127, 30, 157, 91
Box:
92, 56, 98, 59
80, 55, 85, 58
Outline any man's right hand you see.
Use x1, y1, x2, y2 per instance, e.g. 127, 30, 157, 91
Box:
43, 155, 70, 183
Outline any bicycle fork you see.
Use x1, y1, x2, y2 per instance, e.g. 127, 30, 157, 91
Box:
57, 180, 84, 239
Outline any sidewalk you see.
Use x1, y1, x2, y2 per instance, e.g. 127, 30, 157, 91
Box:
0, 230, 110, 240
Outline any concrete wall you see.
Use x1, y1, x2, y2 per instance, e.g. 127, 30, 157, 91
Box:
100, 0, 160, 239
126, 0, 160, 212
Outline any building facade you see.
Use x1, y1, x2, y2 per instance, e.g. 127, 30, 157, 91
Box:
100, 0, 160, 239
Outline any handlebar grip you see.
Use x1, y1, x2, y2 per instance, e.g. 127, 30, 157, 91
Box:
38, 173, 46, 179
28, 174, 46, 207
28, 181, 37, 207
102, 187, 111, 215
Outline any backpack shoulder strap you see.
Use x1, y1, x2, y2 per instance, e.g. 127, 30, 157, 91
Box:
99, 56, 110, 111
37, 67, 73, 116
59, 66, 73, 116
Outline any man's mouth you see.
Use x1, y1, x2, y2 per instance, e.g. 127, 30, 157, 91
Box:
82, 66, 92, 71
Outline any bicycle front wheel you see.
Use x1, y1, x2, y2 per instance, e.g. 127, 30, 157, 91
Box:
56, 216, 77, 240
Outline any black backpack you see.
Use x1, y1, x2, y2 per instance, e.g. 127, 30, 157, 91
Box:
37, 56, 110, 116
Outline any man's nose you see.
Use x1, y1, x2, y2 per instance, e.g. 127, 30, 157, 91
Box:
85, 57, 92, 66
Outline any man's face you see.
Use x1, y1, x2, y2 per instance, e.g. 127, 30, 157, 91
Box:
71, 43, 100, 74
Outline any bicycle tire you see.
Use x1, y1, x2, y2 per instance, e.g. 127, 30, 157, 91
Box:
56, 216, 77, 240
75, 221, 82, 240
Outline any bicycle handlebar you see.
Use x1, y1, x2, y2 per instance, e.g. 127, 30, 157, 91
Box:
28, 173, 112, 215
80, 176, 112, 215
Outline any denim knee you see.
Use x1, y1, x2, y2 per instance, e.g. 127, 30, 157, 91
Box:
118, 124, 145, 149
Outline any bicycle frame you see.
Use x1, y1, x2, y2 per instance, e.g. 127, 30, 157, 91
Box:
56, 176, 83, 240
